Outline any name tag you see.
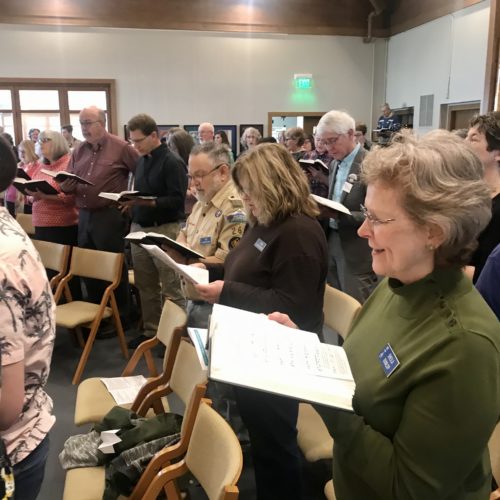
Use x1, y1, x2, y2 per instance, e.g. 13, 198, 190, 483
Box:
254, 238, 267, 252
200, 236, 212, 245
378, 343, 400, 377
342, 181, 353, 193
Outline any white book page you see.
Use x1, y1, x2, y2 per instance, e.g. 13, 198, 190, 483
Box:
209, 304, 355, 410
99, 375, 147, 405
310, 194, 351, 215
141, 244, 208, 284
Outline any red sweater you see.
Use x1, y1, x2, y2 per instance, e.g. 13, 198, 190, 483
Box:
31, 155, 79, 227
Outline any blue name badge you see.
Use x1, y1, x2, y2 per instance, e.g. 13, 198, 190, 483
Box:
378, 343, 400, 378
199, 236, 211, 245
254, 238, 267, 252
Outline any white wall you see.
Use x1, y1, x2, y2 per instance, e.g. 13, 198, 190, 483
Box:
0, 24, 377, 137
385, 1, 490, 133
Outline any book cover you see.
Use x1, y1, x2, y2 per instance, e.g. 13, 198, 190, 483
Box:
126, 231, 204, 260
13, 178, 59, 196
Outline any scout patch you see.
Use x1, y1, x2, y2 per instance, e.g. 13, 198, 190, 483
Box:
228, 237, 241, 249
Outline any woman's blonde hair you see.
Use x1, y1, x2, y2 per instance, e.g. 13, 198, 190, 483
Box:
232, 143, 318, 226
361, 129, 492, 267
17, 139, 38, 163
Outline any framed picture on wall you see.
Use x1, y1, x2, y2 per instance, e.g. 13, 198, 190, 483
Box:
214, 125, 237, 157
183, 125, 199, 144
239, 124, 264, 150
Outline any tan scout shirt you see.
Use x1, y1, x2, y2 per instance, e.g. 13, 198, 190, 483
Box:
179, 179, 246, 263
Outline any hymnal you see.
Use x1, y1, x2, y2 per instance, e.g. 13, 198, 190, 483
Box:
41, 168, 94, 186
299, 158, 329, 173
310, 194, 351, 216
208, 304, 355, 411
13, 178, 58, 196
98, 191, 157, 202
16, 168, 31, 181
126, 231, 204, 260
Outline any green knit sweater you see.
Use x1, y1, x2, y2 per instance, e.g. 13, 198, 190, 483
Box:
317, 269, 500, 500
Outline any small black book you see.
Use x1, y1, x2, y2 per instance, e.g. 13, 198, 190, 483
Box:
299, 158, 329, 173
13, 178, 58, 196
16, 168, 31, 181
125, 231, 204, 260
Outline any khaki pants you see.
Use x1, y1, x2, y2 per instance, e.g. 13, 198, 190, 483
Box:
130, 222, 185, 337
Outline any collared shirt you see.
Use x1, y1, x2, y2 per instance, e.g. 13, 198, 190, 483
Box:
330, 143, 360, 229
68, 132, 139, 210
132, 143, 187, 226
180, 180, 246, 262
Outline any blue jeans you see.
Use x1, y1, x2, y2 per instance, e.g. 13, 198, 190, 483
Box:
13, 435, 50, 500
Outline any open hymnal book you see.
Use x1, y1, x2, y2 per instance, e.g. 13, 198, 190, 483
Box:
140, 244, 209, 285
310, 194, 351, 216
126, 231, 204, 260
208, 304, 355, 411
16, 168, 31, 181
99, 191, 157, 202
99, 375, 147, 405
13, 178, 58, 196
299, 158, 329, 173
41, 168, 94, 186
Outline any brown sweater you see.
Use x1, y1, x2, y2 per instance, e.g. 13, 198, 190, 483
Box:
210, 214, 328, 334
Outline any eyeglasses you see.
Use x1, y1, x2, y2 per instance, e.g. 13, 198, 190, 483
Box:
360, 204, 396, 226
79, 120, 100, 127
129, 134, 150, 145
320, 134, 344, 146
188, 163, 225, 182
38, 138, 52, 144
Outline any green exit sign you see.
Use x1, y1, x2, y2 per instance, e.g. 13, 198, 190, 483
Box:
295, 77, 312, 89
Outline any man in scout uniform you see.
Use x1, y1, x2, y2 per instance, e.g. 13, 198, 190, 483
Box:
173, 142, 246, 326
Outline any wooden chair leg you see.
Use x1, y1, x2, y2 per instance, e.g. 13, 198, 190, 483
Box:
110, 292, 129, 360
74, 327, 85, 348
72, 320, 100, 385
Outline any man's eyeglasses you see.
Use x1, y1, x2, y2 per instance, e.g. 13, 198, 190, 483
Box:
79, 120, 100, 127
319, 134, 344, 146
188, 163, 225, 182
360, 204, 396, 226
129, 135, 150, 145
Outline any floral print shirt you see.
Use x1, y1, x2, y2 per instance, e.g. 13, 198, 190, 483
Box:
0, 208, 56, 464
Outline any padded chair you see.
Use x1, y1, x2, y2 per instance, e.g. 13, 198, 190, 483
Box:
140, 401, 243, 500
16, 212, 35, 236
74, 300, 187, 426
297, 285, 362, 463
54, 247, 129, 385
32, 239, 71, 295
63, 340, 208, 500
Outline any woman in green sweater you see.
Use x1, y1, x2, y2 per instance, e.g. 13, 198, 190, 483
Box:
276, 129, 500, 499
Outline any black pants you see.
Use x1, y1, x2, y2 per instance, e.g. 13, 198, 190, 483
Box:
78, 207, 130, 320
234, 387, 302, 500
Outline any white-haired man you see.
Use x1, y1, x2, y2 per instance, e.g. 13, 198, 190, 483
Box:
197, 122, 215, 144
316, 110, 377, 303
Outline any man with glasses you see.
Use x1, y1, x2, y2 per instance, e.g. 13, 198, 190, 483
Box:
316, 109, 377, 304
61, 106, 139, 329
170, 142, 246, 327
124, 114, 188, 349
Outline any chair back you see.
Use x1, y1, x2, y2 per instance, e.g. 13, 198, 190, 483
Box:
170, 340, 207, 410
323, 284, 361, 340
16, 213, 35, 236
32, 240, 70, 290
186, 402, 242, 500
157, 301, 187, 366
490, 422, 500, 485
69, 247, 123, 284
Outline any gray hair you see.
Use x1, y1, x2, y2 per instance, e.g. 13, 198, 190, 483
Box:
190, 142, 231, 167
38, 130, 70, 161
240, 127, 262, 148
316, 110, 355, 136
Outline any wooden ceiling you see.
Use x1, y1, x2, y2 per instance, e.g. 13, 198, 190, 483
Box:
0, 0, 485, 37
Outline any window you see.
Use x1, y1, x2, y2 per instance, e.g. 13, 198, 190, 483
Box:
0, 79, 116, 145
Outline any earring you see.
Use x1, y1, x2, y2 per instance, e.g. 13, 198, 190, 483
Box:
426, 244, 435, 251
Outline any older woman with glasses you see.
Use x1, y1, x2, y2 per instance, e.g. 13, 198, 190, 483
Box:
194, 143, 328, 500
27, 130, 78, 245
276, 130, 500, 500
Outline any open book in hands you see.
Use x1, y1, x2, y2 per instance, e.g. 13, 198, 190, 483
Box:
126, 231, 204, 260
299, 158, 329, 173
310, 194, 351, 216
140, 244, 209, 285
208, 304, 355, 411
40, 168, 94, 186
13, 178, 58, 196
98, 191, 157, 202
